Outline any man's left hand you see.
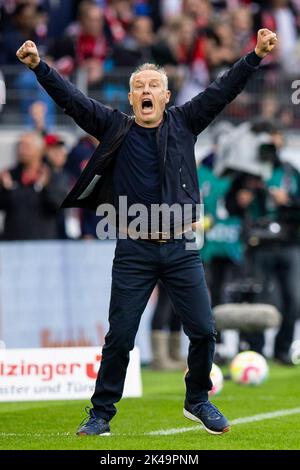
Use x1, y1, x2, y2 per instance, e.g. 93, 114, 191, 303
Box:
255, 29, 278, 58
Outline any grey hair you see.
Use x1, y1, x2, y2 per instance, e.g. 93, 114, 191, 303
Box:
129, 63, 168, 91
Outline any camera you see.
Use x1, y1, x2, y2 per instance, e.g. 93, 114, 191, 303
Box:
214, 120, 279, 179
258, 143, 278, 163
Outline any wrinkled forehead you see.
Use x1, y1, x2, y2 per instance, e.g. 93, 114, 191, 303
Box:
132, 70, 164, 86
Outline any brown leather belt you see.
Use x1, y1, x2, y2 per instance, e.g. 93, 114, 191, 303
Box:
140, 232, 172, 243
118, 228, 192, 243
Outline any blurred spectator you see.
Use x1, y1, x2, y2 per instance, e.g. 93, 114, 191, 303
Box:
45, 133, 68, 171
0, 2, 48, 65
260, 93, 294, 128
104, 14, 155, 108
64, 0, 96, 38
47, 1, 107, 83
65, 134, 99, 238
44, 133, 70, 238
75, 0, 107, 81
257, 0, 296, 69
212, 18, 240, 63
65, 134, 98, 179
172, 15, 223, 103
0, 0, 299, 127
150, 281, 185, 371
29, 100, 48, 134
0, 0, 50, 33
15, 72, 56, 128
199, 123, 243, 301
265, 0, 298, 59
198, 122, 242, 364
111, 15, 154, 67
160, 0, 183, 23
0, 132, 68, 240
151, 16, 182, 66
182, 0, 213, 28
155, 12, 240, 105
169, 15, 202, 66
151, 16, 186, 93
231, 6, 256, 56
104, 0, 135, 43
0, 4, 54, 126
47, 0, 76, 39
225, 122, 300, 364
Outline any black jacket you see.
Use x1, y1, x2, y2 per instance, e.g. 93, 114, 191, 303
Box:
33, 54, 260, 216
0, 164, 69, 240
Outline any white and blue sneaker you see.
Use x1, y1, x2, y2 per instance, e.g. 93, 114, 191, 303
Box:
184, 400, 230, 435
76, 407, 111, 436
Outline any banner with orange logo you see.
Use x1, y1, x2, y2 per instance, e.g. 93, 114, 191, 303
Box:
0, 347, 142, 401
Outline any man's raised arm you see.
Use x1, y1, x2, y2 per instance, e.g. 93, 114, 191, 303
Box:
16, 41, 114, 139
179, 29, 278, 135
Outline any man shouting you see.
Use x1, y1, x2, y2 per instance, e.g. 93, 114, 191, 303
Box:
17, 28, 277, 436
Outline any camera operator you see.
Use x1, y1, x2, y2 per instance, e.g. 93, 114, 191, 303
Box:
225, 121, 300, 365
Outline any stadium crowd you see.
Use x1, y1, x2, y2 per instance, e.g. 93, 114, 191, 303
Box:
0, 0, 300, 364
1, 0, 300, 122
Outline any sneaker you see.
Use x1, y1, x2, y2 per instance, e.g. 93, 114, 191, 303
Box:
274, 352, 295, 366
213, 352, 228, 367
183, 400, 230, 435
76, 407, 111, 436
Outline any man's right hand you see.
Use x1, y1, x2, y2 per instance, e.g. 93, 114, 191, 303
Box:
16, 41, 40, 69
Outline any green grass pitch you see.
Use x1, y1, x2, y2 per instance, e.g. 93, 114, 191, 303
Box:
0, 363, 299, 450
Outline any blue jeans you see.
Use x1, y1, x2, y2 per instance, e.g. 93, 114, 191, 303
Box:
91, 236, 216, 421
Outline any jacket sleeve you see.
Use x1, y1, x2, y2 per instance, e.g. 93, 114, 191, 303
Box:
33, 61, 114, 139
178, 52, 261, 135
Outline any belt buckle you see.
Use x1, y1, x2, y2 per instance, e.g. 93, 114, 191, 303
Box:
154, 231, 168, 243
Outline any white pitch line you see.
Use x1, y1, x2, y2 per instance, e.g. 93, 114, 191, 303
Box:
0, 407, 300, 439
147, 406, 300, 436
0, 432, 71, 438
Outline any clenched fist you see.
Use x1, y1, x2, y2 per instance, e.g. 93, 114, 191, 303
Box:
255, 29, 278, 58
16, 40, 40, 69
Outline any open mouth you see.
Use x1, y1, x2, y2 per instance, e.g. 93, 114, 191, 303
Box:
141, 98, 153, 111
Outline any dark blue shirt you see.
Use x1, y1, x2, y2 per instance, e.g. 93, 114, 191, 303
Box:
33, 51, 262, 217
113, 122, 160, 210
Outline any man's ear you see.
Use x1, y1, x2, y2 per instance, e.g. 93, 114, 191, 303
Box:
165, 90, 171, 104
128, 92, 133, 106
